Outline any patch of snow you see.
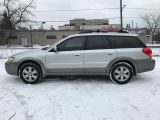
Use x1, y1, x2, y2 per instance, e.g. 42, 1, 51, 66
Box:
152, 48, 160, 56
147, 43, 160, 47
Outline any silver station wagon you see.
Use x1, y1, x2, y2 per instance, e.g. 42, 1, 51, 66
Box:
5, 32, 155, 84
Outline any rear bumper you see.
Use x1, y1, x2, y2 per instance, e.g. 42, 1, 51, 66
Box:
135, 58, 155, 73
5, 61, 19, 76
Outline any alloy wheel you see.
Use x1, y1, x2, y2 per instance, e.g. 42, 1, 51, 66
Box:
22, 67, 38, 82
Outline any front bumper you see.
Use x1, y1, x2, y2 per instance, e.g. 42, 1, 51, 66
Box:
136, 58, 155, 73
5, 61, 19, 76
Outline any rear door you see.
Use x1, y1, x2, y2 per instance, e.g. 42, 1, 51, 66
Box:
84, 35, 117, 73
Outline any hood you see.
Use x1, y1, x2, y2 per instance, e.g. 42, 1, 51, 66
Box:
13, 49, 41, 56
12, 49, 47, 61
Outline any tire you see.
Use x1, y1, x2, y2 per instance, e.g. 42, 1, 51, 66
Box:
109, 62, 133, 84
19, 62, 43, 84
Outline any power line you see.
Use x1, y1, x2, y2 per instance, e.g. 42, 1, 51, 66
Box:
30, 20, 69, 23
123, 17, 141, 19
30, 17, 121, 23
126, 8, 160, 10
26, 8, 160, 13
29, 17, 141, 23
31, 8, 119, 12
1, 7, 160, 13
0, 7, 119, 13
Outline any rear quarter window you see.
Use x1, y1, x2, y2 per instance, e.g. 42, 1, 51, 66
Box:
109, 36, 146, 49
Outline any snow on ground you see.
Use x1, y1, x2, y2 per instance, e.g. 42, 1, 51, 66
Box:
147, 43, 160, 47
0, 48, 160, 120
152, 48, 160, 56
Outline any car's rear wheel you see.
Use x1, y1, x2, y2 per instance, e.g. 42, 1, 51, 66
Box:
109, 62, 133, 84
19, 62, 42, 84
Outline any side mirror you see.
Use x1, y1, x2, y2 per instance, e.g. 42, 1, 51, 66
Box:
42, 47, 48, 50
49, 46, 57, 52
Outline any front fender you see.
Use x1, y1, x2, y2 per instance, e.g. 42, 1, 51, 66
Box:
18, 57, 47, 77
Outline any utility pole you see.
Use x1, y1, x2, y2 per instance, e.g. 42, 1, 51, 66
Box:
120, 0, 123, 30
135, 23, 138, 34
132, 20, 134, 33
41, 22, 46, 30
132, 20, 134, 30
41, 22, 46, 45
30, 25, 33, 49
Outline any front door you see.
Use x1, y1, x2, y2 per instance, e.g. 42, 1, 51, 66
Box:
46, 36, 86, 73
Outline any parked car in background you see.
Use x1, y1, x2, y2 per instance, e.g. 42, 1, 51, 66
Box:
5, 32, 155, 84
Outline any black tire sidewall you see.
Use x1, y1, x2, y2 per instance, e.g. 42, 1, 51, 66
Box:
19, 63, 42, 84
110, 63, 133, 84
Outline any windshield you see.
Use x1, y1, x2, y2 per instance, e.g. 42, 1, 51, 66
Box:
43, 37, 69, 51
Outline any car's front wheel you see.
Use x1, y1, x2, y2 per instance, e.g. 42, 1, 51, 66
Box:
19, 62, 42, 84
109, 62, 133, 84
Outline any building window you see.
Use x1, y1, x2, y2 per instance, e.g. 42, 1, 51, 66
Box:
103, 23, 108, 25
62, 35, 67, 38
9, 36, 18, 39
46, 36, 57, 39
70, 24, 76, 26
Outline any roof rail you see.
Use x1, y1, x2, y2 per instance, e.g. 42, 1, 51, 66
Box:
79, 30, 99, 34
79, 30, 129, 34
118, 30, 129, 33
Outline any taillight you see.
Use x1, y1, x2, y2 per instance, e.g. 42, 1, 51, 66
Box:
142, 47, 152, 57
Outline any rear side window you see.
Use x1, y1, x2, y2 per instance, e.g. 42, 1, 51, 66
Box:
109, 36, 146, 49
86, 36, 111, 50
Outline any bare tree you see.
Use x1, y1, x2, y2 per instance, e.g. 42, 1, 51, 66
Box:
141, 12, 160, 44
0, 0, 35, 44
0, 0, 35, 30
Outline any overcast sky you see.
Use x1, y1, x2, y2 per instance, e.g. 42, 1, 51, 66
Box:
30, 0, 160, 29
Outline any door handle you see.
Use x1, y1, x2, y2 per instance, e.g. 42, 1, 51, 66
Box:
74, 54, 80, 56
108, 53, 114, 55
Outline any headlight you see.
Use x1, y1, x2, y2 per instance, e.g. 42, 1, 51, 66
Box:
8, 56, 15, 62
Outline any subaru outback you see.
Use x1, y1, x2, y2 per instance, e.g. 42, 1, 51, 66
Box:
5, 32, 155, 84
